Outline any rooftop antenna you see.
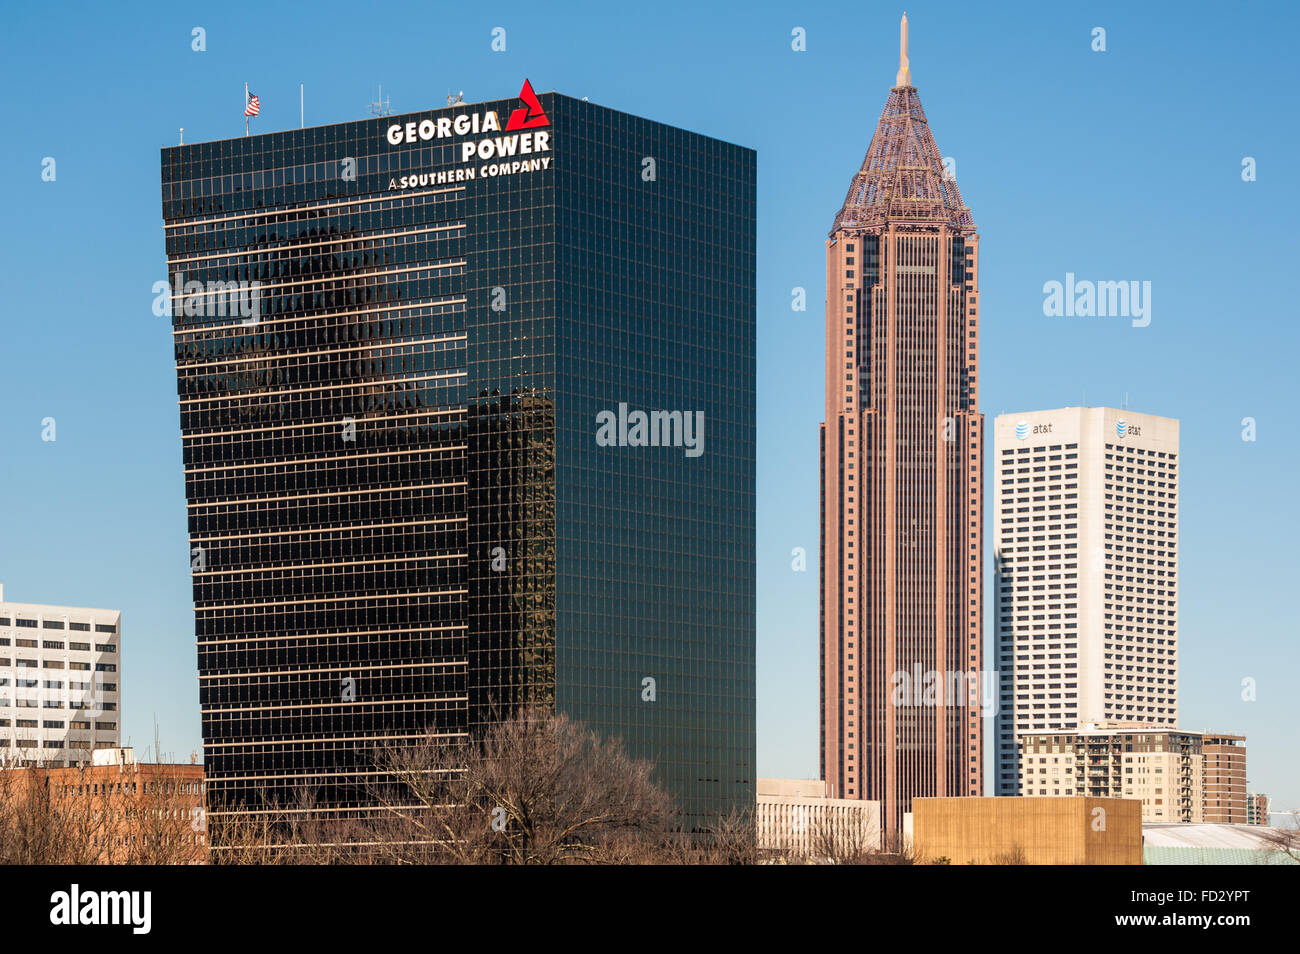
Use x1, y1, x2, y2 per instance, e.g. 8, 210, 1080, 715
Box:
368, 84, 392, 118
179, 127, 184, 145
896, 12, 912, 87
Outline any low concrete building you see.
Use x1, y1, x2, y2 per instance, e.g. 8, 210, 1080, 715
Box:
756, 778, 881, 860
912, 796, 1142, 865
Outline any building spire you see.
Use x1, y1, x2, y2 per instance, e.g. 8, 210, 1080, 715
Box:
896, 13, 911, 87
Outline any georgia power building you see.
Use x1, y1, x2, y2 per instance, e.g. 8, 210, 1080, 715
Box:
159, 80, 756, 832
991, 407, 1180, 795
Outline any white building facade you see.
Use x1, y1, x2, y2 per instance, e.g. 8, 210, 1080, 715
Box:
756, 778, 882, 859
0, 584, 122, 765
992, 407, 1179, 794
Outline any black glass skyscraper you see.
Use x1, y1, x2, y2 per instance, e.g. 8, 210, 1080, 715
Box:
160, 81, 755, 831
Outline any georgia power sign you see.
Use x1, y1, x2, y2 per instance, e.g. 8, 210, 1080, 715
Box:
385, 79, 552, 189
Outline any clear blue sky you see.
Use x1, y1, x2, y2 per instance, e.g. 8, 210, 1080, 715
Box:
1, 0, 1296, 808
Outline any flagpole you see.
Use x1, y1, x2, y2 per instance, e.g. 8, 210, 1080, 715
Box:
244, 82, 249, 137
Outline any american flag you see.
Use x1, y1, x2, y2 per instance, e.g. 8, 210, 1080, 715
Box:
244, 92, 260, 117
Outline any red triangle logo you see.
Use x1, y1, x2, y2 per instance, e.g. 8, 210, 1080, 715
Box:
505, 79, 549, 130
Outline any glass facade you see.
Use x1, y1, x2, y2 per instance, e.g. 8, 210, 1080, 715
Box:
161, 87, 755, 832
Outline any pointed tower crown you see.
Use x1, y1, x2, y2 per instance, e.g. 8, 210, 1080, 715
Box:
831, 18, 974, 234
896, 13, 911, 87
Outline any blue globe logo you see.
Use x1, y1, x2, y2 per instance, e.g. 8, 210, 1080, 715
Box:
1015, 420, 1029, 440
1116, 419, 1128, 438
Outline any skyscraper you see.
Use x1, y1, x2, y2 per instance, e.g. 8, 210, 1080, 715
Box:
820, 16, 983, 835
992, 407, 1180, 795
160, 81, 755, 832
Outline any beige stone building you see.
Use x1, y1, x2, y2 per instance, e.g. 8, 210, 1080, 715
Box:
756, 778, 881, 859
913, 796, 1141, 865
1018, 725, 1245, 822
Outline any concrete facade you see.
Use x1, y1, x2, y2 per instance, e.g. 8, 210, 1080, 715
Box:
0, 584, 122, 766
913, 795, 1142, 865
756, 778, 881, 859
993, 407, 1179, 794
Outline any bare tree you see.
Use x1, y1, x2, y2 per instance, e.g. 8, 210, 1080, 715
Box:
116, 767, 207, 865
364, 707, 672, 864
668, 809, 758, 865
1, 711, 764, 865
207, 807, 292, 865
991, 843, 1029, 865
0, 758, 107, 864
189, 709, 759, 865
805, 811, 880, 864
1256, 826, 1300, 864
0, 756, 213, 865
863, 829, 916, 865
206, 786, 360, 865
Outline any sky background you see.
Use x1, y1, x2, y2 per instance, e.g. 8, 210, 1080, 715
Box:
1, 0, 1296, 811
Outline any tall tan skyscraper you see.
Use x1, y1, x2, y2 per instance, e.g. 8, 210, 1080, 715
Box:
820, 15, 983, 836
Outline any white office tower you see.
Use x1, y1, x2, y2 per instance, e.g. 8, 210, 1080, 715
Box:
991, 408, 1179, 795
0, 584, 122, 766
